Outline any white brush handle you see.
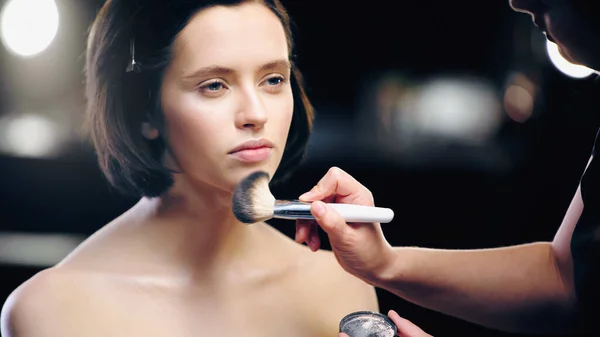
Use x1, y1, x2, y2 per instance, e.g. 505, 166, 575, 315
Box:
327, 203, 394, 223
273, 201, 394, 223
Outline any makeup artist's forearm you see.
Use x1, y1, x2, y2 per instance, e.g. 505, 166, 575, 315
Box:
374, 242, 579, 334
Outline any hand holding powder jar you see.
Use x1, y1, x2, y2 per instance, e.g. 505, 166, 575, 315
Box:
339, 311, 398, 337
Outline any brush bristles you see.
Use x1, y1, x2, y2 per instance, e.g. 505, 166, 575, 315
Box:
232, 171, 276, 224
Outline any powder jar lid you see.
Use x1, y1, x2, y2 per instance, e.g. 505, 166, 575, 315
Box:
339, 311, 398, 337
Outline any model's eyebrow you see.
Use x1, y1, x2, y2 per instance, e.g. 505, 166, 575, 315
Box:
257, 59, 292, 73
182, 65, 234, 82
182, 59, 291, 82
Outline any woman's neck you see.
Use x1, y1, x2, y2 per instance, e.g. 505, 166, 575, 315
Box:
133, 176, 259, 279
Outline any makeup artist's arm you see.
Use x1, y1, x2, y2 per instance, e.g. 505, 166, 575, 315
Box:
296, 167, 582, 335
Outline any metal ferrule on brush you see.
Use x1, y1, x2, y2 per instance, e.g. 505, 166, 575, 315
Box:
273, 200, 314, 220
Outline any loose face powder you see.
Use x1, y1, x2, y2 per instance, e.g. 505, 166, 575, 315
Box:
339, 311, 397, 337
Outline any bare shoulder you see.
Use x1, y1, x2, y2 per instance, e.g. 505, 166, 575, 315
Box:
261, 231, 380, 336
262, 224, 378, 312
309, 249, 378, 309
1, 267, 99, 337
265, 243, 375, 332
282, 247, 379, 335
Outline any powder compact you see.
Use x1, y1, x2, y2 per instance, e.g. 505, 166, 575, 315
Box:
339, 311, 398, 337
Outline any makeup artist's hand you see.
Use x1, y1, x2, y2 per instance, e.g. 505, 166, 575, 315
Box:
295, 167, 394, 284
339, 310, 434, 337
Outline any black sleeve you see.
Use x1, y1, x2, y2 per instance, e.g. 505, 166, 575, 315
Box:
571, 134, 600, 330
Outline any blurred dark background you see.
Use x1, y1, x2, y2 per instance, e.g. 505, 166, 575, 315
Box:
1, 0, 599, 336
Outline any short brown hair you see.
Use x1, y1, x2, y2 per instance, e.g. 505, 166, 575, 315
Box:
85, 0, 314, 197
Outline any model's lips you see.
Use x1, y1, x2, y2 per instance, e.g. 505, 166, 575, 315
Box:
228, 138, 274, 163
532, 12, 546, 30
229, 147, 272, 162
229, 138, 274, 154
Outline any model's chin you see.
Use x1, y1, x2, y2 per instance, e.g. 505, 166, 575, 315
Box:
231, 161, 279, 183
556, 44, 579, 64
557, 44, 596, 70
544, 17, 592, 67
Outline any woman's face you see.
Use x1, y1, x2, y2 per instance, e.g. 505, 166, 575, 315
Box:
509, 0, 600, 68
159, 3, 294, 193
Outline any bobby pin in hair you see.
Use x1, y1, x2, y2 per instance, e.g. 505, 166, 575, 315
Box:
126, 38, 142, 73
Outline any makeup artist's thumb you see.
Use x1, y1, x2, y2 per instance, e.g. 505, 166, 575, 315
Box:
388, 310, 433, 337
310, 201, 348, 237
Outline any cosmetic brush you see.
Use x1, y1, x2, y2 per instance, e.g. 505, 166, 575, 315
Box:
232, 171, 394, 224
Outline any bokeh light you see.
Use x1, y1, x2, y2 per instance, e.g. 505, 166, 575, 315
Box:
0, 0, 59, 57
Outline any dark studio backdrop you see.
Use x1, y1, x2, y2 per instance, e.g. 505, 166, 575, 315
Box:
0, 1, 599, 336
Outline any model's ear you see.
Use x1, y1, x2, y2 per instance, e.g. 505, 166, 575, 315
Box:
141, 122, 159, 140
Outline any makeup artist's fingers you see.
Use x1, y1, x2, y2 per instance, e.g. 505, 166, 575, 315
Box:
321, 194, 337, 204
295, 220, 321, 251
310, 201, 350, 238
299, 167, 374, 206
309, 198, 393, 283
339, 312, 431, 337
307, 220, 321, 251
295, 219, 311, 244
388, 310, 433, 337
